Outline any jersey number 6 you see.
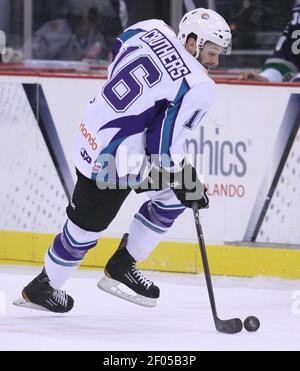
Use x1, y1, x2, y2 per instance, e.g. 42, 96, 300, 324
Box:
102, 55, 162, 112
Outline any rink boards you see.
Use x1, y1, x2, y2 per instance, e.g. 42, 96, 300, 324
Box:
0, 73, 300, 278
1, 230, 300, 279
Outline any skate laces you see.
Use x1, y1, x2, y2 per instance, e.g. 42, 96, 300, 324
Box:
53, 289, 68, 307
131, 262, 153, 289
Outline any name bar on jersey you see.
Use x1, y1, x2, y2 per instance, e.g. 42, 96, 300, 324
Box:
141, 29, 190, 81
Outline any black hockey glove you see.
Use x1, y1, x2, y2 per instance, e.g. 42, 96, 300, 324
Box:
173, 183, 209, 209
133, 163, 209, 210
168, 163, 209, 209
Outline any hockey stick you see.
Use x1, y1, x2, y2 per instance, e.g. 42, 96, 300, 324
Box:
192, 202, 243, 334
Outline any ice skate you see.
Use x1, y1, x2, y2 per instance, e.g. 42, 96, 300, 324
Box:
97, 234, 160, 307
13, 268, 74, 313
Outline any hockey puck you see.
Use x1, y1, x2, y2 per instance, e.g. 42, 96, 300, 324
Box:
243, 316, 260, 332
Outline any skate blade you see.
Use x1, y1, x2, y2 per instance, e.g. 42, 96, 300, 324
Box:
13, 297, 49, 312
97, 276, 157, 308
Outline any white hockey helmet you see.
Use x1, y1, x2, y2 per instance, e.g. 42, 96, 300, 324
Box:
178, 8, 232, 58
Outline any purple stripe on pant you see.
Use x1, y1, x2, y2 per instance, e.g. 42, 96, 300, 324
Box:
139, 201, 185, 230
52, 233, 97, 262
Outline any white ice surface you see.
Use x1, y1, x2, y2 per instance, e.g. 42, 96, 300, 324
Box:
1, 265, 300, 351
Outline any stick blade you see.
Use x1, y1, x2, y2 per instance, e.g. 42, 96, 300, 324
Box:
215, 318, 243, 334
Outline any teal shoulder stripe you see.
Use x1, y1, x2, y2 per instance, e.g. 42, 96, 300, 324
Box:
118, 29, 145, 43
100, 137, 127, 155
160, 79, 190, 165
174, 78, 190, 105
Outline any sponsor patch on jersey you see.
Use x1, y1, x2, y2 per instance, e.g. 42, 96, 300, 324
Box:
140, 29, 190, 81
80, 122, 98, 151
92, 163, 102, 173
80, 148, 92, 164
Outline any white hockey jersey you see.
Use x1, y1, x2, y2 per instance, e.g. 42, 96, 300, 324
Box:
72, 19, 216, 186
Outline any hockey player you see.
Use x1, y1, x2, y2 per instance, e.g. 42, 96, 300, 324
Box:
241, 0, 300, 83
14, 8, 232, 312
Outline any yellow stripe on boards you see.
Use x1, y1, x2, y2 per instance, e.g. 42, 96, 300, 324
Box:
0, 231, 300, 279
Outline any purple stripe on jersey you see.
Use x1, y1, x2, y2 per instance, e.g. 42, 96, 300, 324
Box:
93, 100, 172, 184
139, 201, 184, 229
97, 99, 170, 156
145, 99, 171, 155
146, 79, 189, 167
